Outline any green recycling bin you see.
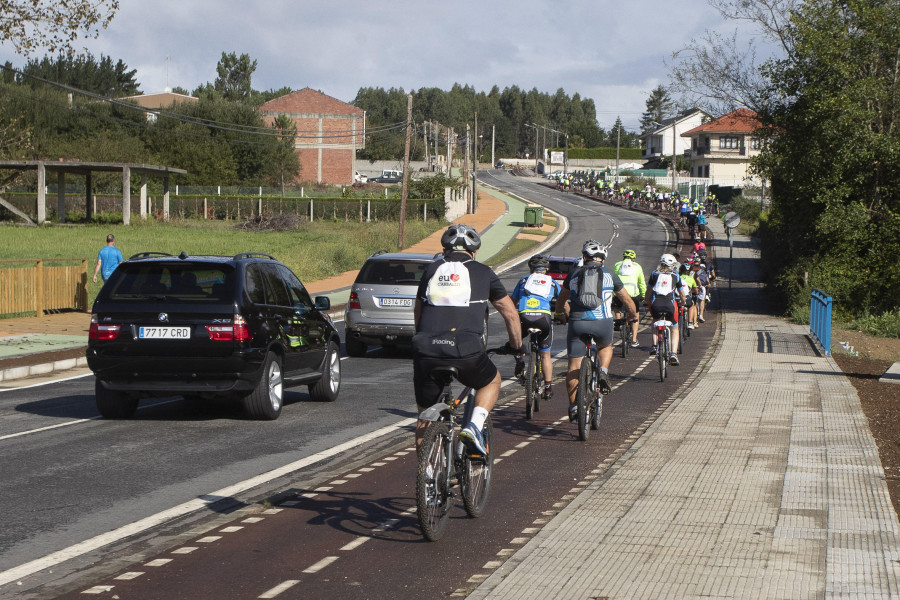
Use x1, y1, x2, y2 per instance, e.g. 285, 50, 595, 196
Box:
524, 205, 543, 227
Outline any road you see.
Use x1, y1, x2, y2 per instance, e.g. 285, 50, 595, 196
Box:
0, 173, 716, 599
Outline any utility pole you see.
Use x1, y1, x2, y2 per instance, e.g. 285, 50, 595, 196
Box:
398, 92, 412, 250
671, 117, 677, 194
447, 126, 453, 177
615, 121, 621, 189
472, 112, 478, 213
491, 124, 495, 168
423, 120, 430, 171
465, 124, 471, 213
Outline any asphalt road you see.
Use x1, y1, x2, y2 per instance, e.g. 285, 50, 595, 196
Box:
0, 173, 712, 600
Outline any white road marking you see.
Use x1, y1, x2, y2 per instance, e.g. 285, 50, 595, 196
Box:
0, 418, 416, 587
144, 559, 171, 567
81, 585, 114, 594
302, 556, 338, 574
171, 547, 197, 554
339, 537, 369, 551
113, 572, 144, 580
258, 580, 300, 598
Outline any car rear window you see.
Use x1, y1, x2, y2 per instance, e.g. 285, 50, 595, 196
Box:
356, 260, 431, 285
106, 264, 233, 301
549, 260, 575, 275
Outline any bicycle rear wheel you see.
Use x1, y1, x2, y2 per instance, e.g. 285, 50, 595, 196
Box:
416, 422, 452, 541
657, 331, 666, 382
533, 353, 542, 413
524, 349, 537, 420
620, 318, 628, 358
590, 371, 602, 430
678, 315, 686, 353
461, 416, 494, 517
576, 358, 592, 441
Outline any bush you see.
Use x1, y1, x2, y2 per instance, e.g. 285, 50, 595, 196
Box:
851, 310, 900, 339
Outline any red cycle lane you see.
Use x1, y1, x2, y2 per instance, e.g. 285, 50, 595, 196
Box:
51, 310, 718, 600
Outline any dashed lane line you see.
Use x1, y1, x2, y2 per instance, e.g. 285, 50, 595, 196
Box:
258, 579, 300, 599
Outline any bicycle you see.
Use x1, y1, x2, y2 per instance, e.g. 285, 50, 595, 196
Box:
522, 327, 543, 420
574, 334, 603, 441
652, 313, 673, 382
416, 350, 504, 541
678, 305, 688, 354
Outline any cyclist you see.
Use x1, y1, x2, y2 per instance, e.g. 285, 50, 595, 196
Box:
510, 254, 561, 400
696, 209, 708, 241
679, 262, 699, 328
643, 253, 687, 366
692, 261, 710, 323
613, 249, 646, 348
412, 224, 523, 455
556, 241, 638, 423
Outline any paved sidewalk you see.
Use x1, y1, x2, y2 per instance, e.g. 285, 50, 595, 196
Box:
470, 216, 900, 599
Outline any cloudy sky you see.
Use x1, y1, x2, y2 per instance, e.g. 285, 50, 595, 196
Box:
2, 0, 754, 131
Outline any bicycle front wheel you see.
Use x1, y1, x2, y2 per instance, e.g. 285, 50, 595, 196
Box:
576, 358, 592, 441
461, 416, 494, 518
524, 349, 537, 420
416, 422, 452, 541
533, 353, 542, 414
591, 366, 602, 430
620, 319, 628, 358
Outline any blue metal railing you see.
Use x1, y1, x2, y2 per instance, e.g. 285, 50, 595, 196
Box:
810, 289, 832, 356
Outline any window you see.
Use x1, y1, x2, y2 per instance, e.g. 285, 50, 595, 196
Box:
244, 264, 266, 305
276, 264, 313, 311
260, 263, 291, 306
719, 136, 741, 149
750, 137, 762, 150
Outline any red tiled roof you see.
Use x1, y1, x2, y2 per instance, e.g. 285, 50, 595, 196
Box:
681, 108, 759, 136
259, 88, 364, 116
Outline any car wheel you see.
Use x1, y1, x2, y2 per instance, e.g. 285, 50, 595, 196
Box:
345, 334, 367, 357
242, 351, 283, 420
309, 340, 341, 402
95, 379, 139, 419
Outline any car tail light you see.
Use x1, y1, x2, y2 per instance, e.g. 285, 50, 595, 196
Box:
206, 315, 251, 341
89, 323, 121, 340
89, 314, 121, 340
348, 291, 361, 310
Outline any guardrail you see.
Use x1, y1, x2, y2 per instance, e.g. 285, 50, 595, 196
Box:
0, 259, 88, 317
810, 289, 832, 356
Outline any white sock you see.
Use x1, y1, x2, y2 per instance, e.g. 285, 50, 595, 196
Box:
469, 406, 489, 430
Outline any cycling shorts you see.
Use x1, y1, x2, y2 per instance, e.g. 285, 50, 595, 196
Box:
520, 312, 553, 351
696, 286, 707, 302
413, 352, 497, 410
651, 298, 679, 326
566, 318, 613, 357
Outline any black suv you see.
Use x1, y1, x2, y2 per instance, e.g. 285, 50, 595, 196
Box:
87, 252, 341, 420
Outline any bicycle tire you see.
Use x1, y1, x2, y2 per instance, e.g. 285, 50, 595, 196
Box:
524, 349, 537, 420
533, 349, 542, 414
576, 358, 592, 441
664, 331, 671, 379
461, 416, 493, 517
657, 331, 666, 382
678, 315, 686, 354
416, 422, 452, 541
620, 319, 628, 358
590, 359, 602, 430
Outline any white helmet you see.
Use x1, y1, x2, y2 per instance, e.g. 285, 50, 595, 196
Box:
659, 253, 678, 268
582, 240, 607, 260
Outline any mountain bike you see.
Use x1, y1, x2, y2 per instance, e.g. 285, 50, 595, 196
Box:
652, 314, 673, 382
416, 351, 504, 541
523, 327, 543, 420
575, 334, 603, 441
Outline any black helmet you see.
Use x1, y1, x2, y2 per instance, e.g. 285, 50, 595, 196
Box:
528, 254, 550, 272
440, 224, 482, 252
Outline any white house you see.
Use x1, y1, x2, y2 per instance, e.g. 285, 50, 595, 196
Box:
640, 108, 712, 164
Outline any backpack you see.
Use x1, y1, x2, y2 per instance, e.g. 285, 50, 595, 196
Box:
523, 273, 553, 298
425, 260, 472, 307
574, 262, 604, 310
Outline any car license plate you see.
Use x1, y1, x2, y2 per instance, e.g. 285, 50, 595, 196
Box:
380, 298, 412, 307
139, 326, 190, 339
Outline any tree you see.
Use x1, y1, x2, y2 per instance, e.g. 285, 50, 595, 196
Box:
755, 0, 900, 315
266, 114, 300, 194
0, 0, 119, 55
23, 53, 139, 96
640, 86, 673, 131
214, 52, 257, 102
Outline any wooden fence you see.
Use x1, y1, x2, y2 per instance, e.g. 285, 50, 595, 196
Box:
0, 259, 89, 317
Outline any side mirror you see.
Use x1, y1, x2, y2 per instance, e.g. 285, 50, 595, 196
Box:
314, 296, 331, 311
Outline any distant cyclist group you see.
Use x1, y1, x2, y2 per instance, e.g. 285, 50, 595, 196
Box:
411, 220, 715, 539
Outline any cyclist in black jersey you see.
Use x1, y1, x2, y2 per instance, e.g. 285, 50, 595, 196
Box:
412, 224, 523, 455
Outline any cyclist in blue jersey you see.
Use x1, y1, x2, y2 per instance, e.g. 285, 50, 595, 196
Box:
510, 255, 562, 400
556, 241, 637, 422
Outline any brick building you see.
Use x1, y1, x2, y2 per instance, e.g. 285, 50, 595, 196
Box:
259, 88, 365, 185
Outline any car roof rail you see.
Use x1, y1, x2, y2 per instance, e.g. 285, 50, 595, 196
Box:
128, 251, 174, 260
369, 249, 389, 258
233, 252, 276, 261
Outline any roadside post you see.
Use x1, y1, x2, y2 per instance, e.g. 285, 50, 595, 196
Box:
723, 211, 741, 289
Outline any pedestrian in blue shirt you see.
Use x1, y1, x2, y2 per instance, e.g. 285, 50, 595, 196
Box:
92, 234, 123, 283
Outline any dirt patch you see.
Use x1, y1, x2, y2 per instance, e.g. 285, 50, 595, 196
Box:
832, 331, 900, 516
